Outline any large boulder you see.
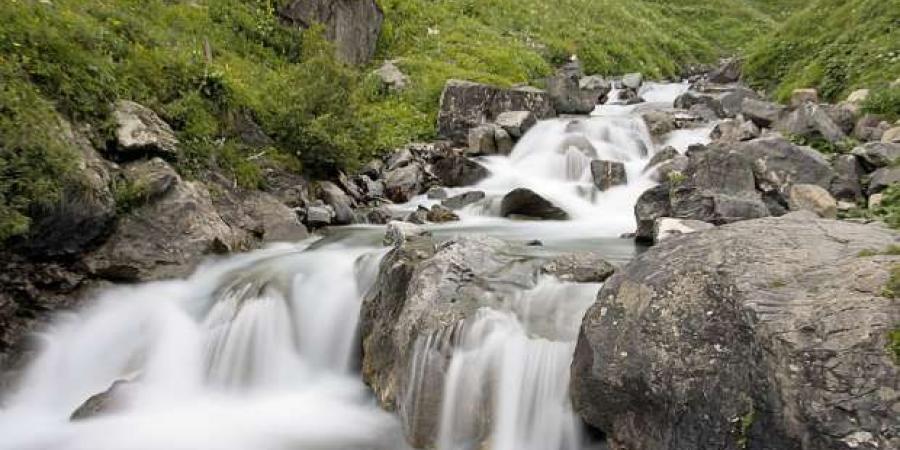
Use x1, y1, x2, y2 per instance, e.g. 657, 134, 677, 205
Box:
830, 154, 864, 202
317, 181, 356, 225
652, 217, 714, 243
571, 214, 900, 450
775, 102, 847, 143
709, 117, 760, 143
383, 163, 426, 203
85, 178, 242, 281
854, 115, 891, 142
674, 87, 757, 119
442, 190, 486, 210
431, 155, 489, 187
591, 160, 628, 191
360, 235, 544, 447
500, 188, 569, 220
787, 184, 838, 218
278, 0, 383, 65
437, 80, 555, 144
852, 142, 900, 170
707, 58, 742, 84
740, 98, 786, 128
868, 166, 900, 195
240, 192, 309, 242
112, 100, 179, 159
634, 184, 672, 243
548, 70, 597, 114
737, 136, 835, 206
495, 111, 537, 139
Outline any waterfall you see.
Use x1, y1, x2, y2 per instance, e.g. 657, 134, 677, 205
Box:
0, 82, 712, 450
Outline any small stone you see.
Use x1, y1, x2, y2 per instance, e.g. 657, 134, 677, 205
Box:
788, 184, 838, 219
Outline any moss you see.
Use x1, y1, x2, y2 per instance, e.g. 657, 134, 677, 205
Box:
737, 406, 756, 449
889, 327, 900, 363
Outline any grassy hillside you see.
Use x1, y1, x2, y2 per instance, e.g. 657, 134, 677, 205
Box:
0, 0, 796, 241
745, 0, 900, 107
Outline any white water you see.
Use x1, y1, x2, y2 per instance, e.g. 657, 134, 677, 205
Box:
0, 83, 710, 450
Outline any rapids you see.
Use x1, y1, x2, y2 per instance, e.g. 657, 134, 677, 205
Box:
0, 83, 710, 450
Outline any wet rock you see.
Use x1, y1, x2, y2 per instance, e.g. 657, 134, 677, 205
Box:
442, 190, 486, 210
437, 80, 555, 145
362, 205, 393, 225
241, 193, 309, 243
431, 155, 489, 187
548, 70, 597, 114
85, 180, 241, 281
405, 206, 429, 225
710, 117, 760, 143
112, 100, 178, 158
466, 124, 499, 155
317, 181, 355, 225
278, 0, 383, 65
70, 380, 132, 420
304, 203, 335, 228
788, 183, 838, 218
590, 160, 628, 191
652, 217, 714, 243
641, 110, 677, 138
361, 158, 385, 179
426, 186, 448, 200
382, 220, 427, 247
494, 128, 514, 155
776, 102, 847, 143
830, 154, 865, 202
426, 204, 459, 223
579, 75, 612, 105
572, 215, 900, 450
500, 188, 569, 220
868, 166, 900, 195
616, 88, 643, 105
649, 155, 690, 183
495, 111, 537, 139
643, 146, 680, 172
707, 58, 742, 84
634, 184, 671, 243
374, 60, 409, 93
356, 174, 385, 200
675, 87, 757, 119
740, 97, 786, 127
360, 235, 544, 447
441, 191, 485, 209
384, 163, 426, 203
852, 142, 900, 170
541, 252, 616, 283
790, 88, 819, 106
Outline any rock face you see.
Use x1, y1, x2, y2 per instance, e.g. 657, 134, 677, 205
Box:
112, 100, 179, 158
500, 188, 569, 220
360, 235, 544, 447
591, 160, 628, 191
571, 215, 900, 450
437, 80, 555, 145
85, 177, 242, 281
278, 0, 383, 65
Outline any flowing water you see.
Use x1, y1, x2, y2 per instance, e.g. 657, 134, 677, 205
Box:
0, 83, 709, 450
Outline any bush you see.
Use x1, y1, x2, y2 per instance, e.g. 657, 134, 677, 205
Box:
862, 86, 900, 121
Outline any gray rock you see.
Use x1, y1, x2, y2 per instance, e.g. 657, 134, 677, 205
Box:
404, 206, 429, 225
707, 58, 742, 83
854, 115, 891, 142
652, 217, 714, 243
740, 97, 786, 127
853, 142, 900, 170
495, 111, 537, 139
466, 124, 499, 155
737, 136, 835, 203
823, 103, 857, 134
241, 193, 309, 242
363, 205, 393, 225
317, 181, 355, 225
621, 72, 643, 90
790, 87, 819, 106
122, 158, 179, 202
304, 204, 335, 228
361, 235, 545, 447
278, 0, 383, 65
500, 188, 569, 220
374, 60, 409, 93
710, 117, 760, 143
425, 204, 459, 223
572, 215, 900, 450
868, 166, 900, 195
442, 190, 486, 210
541, 252, 615, 283
641, 110, 677, 138
85, 180, 242, 281
883, 127, 900, 144
579, 75, 612, 105
830, 154, 864, 202
788, 183, 838, 218
634, 184, 671, 243
361, 158, 385, 179
70, 380, 132, 420
776, 102, 847, 143
494, 128, 514, 155
437, 80, 555, 145
113, 100, 179, 158
643, 146, 681, 172
590, 160, 628, 191
426, 186, 448, 200
383, 163, 425, 203
548, 71, 596, 114
382, 220, 427, 247
649, 155, 690, 183
431, 155, 489, 187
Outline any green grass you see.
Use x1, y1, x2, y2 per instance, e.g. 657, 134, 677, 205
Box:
745, 0, 900, 105
0, 0, 816, 243
890, 327, 900, 363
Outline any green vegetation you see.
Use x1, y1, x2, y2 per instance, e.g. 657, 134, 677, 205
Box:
882, 265, 900, 299
889, 327, 900, 363
862, 85, 900, 121
745, 0, 900, 105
